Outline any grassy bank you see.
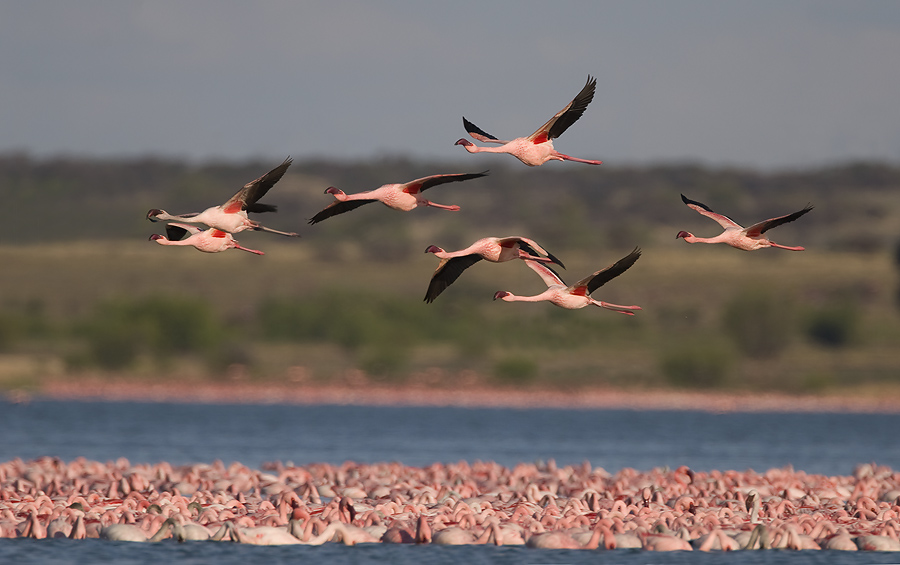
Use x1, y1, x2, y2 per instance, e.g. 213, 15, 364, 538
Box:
1, 240, 897, 397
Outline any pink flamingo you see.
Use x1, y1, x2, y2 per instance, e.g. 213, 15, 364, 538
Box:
676, 194, 812, 251
424, 236, 565, 303
147, 157, 297, 236
308, 172, 487, 224
493, 247, 642, 314
149, 223, 264, 255
455, 76, 603, 166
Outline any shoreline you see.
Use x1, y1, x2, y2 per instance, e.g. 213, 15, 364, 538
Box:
21, 379, 900, 414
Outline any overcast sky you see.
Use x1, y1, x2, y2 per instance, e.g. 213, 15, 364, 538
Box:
2, 1, 900, 169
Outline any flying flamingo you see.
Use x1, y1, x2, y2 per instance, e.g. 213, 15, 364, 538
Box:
455, 76, 602, 166
147, 157, 298, 236
149, 223, 264, 255
676, 194, 813, 251
308, 172, 488, 224
493, 247, 642, 315
424, 236, 565, 303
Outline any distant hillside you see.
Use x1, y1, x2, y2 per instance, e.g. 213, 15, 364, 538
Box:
2, 153, 898, 254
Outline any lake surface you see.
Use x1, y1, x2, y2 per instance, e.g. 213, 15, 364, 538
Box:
2, 399, 899, 564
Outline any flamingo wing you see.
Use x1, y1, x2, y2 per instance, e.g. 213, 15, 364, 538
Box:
404, 171, 488, 194
681, 194, 742, 230
308, 199, 376, 224
165, 223, 203, 240
503, 237, 566, 269
528, 75, 597, 144
575, 247, 642, 295
462, 117, 507, 144
523, 259, 566, 288
424, 254, 484, 303
223, 157, 293, 213
744, 205, 813, 237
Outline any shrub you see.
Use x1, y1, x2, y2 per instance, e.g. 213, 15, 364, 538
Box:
493, 357, 538, 384
721, 289, 792, 358
659, 337, 735, 388
79, 295, 223, 369
804, 302, 858, 347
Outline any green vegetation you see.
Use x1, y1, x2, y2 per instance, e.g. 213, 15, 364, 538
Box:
0, 154, 899, 396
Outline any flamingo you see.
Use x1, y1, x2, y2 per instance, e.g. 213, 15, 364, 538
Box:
149, 223, 264, 255
455, 76, 602, 166
424, 236, 565, 303
147, 157, 298, 236
526, 526, 607, 550
99, 520, 173, 542
308, 171, 488, 224
676, 194, 813, 251
493, 247, 642, 314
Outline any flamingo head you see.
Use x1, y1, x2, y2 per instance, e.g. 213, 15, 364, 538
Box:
675, 231, 692, 240
324, 186, 341, 195
424, 245, 444, 254
454, 139, 473, 147
493, 291, 511, 301
146, 209, 164, 222
149, 234, 165, 242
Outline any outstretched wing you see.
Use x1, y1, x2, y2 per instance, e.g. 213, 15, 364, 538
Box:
463, 117, 506, 144
681, 194, 742, 231
573, 247, 642, 295
424, 254, 484, 303
744, 205, 814, 237
165, 223, 202, 241
308, 199, 375, 224
504, 236, 566, 269
523, 259, 566, 288
404, 171, 489, 194
528, 75, 597, 144
223, 157, 293, 213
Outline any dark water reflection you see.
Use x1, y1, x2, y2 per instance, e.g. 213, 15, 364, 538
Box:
2, 400, 899, 474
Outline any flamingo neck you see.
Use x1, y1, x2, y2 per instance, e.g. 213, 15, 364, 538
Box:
683, 234, 723, 244
154, 237, 191, 247
501, 292, 550, 303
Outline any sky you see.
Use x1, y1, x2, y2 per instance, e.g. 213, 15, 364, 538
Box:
2, 1, 900, 169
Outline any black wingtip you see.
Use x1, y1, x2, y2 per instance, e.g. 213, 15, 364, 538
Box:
548, 251, 566, 270
680, 194, 714, 213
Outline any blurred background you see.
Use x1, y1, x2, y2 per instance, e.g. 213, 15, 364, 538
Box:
1, 1, 899, 399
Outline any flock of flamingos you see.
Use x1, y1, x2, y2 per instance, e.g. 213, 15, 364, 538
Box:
9, 76, 897, 553
146, 75, 813, 310
3, 457, 900, 551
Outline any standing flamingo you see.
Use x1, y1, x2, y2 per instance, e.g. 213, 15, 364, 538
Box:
676, 194, 813, 251
149, 223, 264, 255
308, 172, 487, 224
493, 248, 642, 314
424, 236, 565, 303
147, 157, 298, 236
455, 76, 602, 166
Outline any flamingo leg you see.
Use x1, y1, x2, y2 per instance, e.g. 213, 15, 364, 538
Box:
767, 242, 805, 251
252, 225, 300, 237
553, 152, 603, 165
597, 301, 642, 315
423, 201, 461, 211
234, 245, 265, 255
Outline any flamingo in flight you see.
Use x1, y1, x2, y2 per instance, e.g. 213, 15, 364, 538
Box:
676, 194, 813, 251
493, 247, 642, 314
455, 75, 602, 166
147, 157, 298, 236
308, 171, 487, 224
423, 236, 565, 303
149, 223, 264, 255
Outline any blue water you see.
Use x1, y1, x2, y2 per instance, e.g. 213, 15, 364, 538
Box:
2, 400, 900, 564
